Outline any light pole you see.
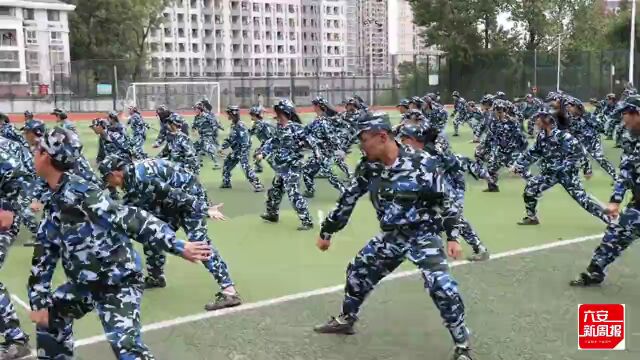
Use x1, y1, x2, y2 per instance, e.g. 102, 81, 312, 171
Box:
363, 4, 381, 106
629, 0, 637, 85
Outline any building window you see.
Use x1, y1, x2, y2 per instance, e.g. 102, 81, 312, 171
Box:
276, 4, 282, 13
0, 72, 20, 83
0, 30, 17, 46
24, 30, 38, 45
191, 29, 198, 38
0, 7, 14, 16
0, 50, 19, 68
205, 43, 212, 52
191, 14, 198, 22
50, 31, 62, 44
178, 43, 185, 52
253, 3, 260, 12
23, 8, 34, 20
192, 43, 198, 52
50, 50, 65, 65
26, 51, 39, 67
47, 10, 60, 22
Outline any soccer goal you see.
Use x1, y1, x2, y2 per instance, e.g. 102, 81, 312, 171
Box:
124, 82, 220, 114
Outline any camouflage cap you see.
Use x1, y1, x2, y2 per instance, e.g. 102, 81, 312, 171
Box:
480, 94, 494, 105
273, 99, 296, 117
98, 154, 131, 179
356, 112, 392, 134
89, 118, 109, 129
614, 95, 640, 116
398, 124, 427, 143
38, 127, 83, 169
409, 96, 424, 105
50, 108, 67, 118
167, 113, 185, 125
20, 119, 47, 136
193, 102, 206, 111
532, 110, 554, 121
396, 98, 410, 108
249, 105, 263, 117
452, 90, 460, 98
24, 110, 33, 117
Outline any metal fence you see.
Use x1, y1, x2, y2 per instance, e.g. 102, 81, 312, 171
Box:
0, 50, 638, 113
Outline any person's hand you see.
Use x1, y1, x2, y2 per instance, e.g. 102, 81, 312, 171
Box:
605, 202, 621, 220
316, 236, 331, 251
207, 204, 227, 221
447, 241, 462, 260
0, 210, 15, 230
181, 242, 212, 262
30, 309, 49, 328
30, 201, 43, 212
255, 153, 264, 161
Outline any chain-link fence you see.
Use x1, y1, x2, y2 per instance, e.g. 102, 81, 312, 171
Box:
1, 50, 638, 113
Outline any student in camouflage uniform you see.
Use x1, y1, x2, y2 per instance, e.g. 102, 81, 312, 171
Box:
127, 105, 149, 159
520, 94, 544, 137
100, 155, 242, 310
602, 93, 619, 140
27, 127, 211, 360
24, 110, 33, 122
152, 105, 172, 148
249, 105, 275, 173
396, 98, 410, 119
512, 111, 609, 225
571, 96, 640, 287
0, 113, 28, 149
565, 97, 617, 179
398, 124, 491, 262
451, 91, 468, 136
0, 139, 32, 360
484, 100, 528, 192
313, 113, 474, 360
50, 108, 76, 133
473, 95, 497, 164
258, 100, 316, 230
193, 102, 223, 170
302, 97, 346, 198
464, 101, 484, 141
158, 113, 201, 175
90, 118, 133, 164
220, 106, 264, 191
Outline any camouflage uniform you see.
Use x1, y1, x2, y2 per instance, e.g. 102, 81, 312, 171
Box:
0, 139, 31, 356
571, 97, 640, 286
521, 97, 544, 136
127, 110, 149, 159
452, 96, 468, 136
302, 115, 346, 197
158, 114, 201, 175
249, 115, 275, 173
568, 110, 616, 179
193, 109, 223, 169
91, 118, 133, 164
260, 100, 315, 229
105, 158, 234, 291
51, 108, 77, 134
424, 104, 449, 132
485, 115, 527, 191
316, 116, 470, 356
220, 117, 263, 190
513, 124, 608, 224
28, 128, 197, 359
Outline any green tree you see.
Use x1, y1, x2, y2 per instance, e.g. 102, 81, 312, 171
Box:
68, 0, 169, 80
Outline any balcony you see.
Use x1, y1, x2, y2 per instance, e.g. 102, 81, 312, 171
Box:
0, 50, 20, 69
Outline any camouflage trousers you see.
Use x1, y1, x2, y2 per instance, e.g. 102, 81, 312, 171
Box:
452, 114, 469, 135
487, 150, 519, 186
614, 123, 626, 147
580, 139, 617, 179
526, 117, 536, 136
0, 232, 29, 346
195, 137, 220, 167
585, 205, 640, 278
265, 167, 312, 226
334, 156, 352, 178
341, 228, 469, 347
604, 117, 618, 138
302, 155, 345, 195
144, 212, 234, 290
474, 141, 492, 165
131, 134, 147, 159
523, 170, 608, 222
453, 193, 486, 254
222, 151, 262, 189
36, 277, 154, 359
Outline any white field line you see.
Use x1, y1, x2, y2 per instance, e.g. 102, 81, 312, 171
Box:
10, 294, 30, 311
71, 233, 603, 348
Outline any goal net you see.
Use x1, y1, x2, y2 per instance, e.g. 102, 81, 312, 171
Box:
124, 82, 220, 114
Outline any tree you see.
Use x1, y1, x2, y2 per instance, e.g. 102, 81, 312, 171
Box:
68, 0, 169, 80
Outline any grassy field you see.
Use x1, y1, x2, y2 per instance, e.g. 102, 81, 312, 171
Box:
4, 112, 640, 359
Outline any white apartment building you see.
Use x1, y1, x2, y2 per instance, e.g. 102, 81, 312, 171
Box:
356, 0, 388, 75
148, 0, 347, 78
391, 0, 428, 65
0, 0, 74, 95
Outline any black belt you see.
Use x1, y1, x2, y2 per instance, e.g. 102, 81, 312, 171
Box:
380, 222, 431, 232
